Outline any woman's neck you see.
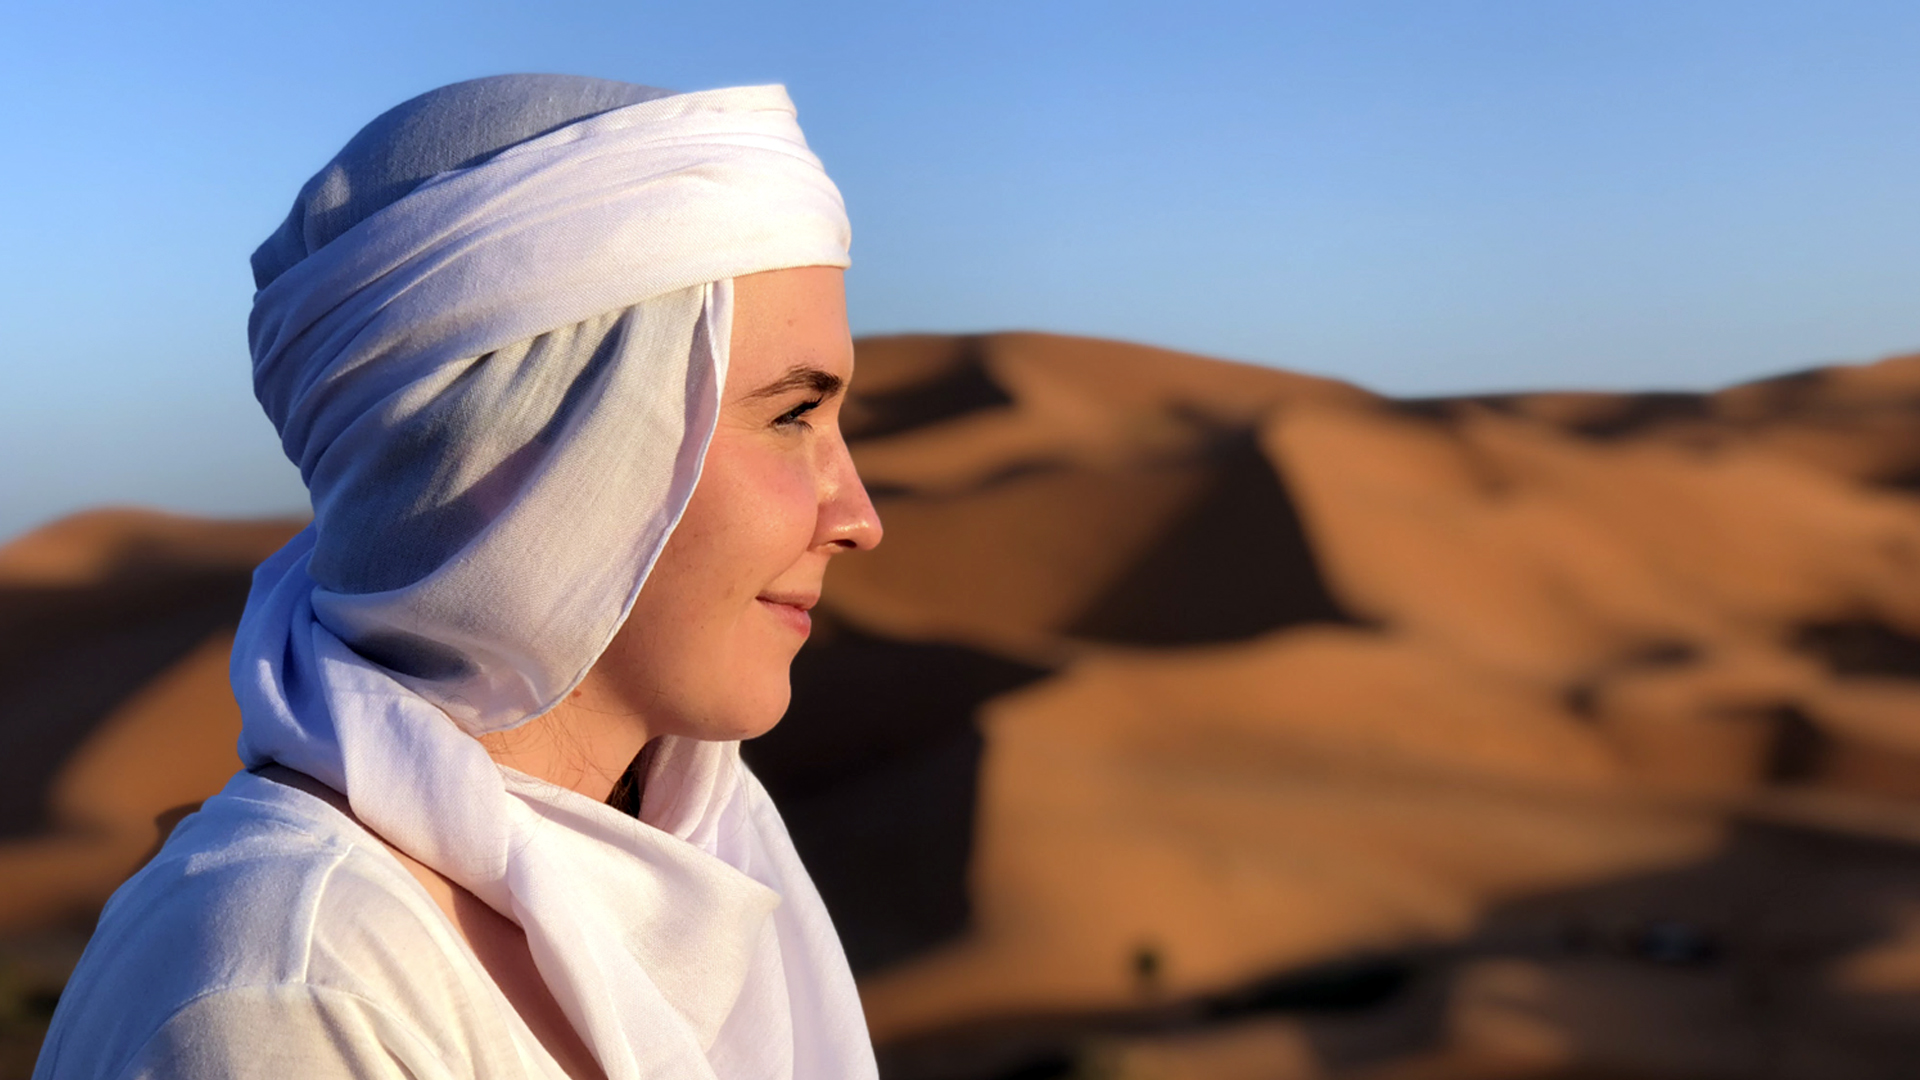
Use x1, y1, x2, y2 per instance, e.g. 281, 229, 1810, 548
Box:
478, 688, 654, 805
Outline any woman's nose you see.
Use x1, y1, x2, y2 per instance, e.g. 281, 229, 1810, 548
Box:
817, 440, 883, 553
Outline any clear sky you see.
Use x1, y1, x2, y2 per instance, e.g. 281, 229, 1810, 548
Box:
4, 1, 1919, 541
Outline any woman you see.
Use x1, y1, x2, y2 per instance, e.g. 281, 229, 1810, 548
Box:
35, 75, 883, 1080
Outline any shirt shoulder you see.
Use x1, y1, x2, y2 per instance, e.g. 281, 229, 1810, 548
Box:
35, 773, 542, 1080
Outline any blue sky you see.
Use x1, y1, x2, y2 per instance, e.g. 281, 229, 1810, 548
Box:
4, 1, 1920, 540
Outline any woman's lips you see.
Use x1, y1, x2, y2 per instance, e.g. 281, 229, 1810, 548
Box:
756, 593, 815, 636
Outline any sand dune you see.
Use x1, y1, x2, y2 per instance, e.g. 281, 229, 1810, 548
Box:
792, 334, 1920, 1077
5, 335, 1920, 1078
0, 511, 302, 931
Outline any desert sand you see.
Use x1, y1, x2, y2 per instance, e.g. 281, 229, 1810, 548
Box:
5, 333, 1920, 1078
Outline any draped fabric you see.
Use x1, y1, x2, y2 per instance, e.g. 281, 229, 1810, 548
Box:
228, 79, 876, 1080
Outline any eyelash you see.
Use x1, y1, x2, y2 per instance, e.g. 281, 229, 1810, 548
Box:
773, 398, 824, 429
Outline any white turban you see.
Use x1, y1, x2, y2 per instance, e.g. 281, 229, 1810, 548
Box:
232, 81, 877, 1080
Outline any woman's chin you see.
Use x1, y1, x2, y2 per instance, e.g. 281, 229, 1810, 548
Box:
677, 683, 792, 744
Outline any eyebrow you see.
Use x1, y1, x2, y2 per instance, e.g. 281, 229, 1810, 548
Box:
745, 365, 844, 401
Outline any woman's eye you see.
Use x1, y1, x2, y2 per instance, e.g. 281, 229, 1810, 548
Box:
772, 398, 823, 428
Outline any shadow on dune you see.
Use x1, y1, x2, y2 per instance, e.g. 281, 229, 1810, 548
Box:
842, 336, 1015, 442
745, 615, 1051, 972
0, 558, 254, 841
1793, 618, 1920, 678
1065, 429, 1358, 646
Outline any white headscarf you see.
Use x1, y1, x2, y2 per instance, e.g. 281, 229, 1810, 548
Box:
232, 80, 877, 1080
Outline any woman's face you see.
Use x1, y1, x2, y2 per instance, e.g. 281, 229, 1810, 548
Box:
583, 266, 880, 741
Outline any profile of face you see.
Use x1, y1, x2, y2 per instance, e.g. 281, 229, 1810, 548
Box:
569, 266, 882, 744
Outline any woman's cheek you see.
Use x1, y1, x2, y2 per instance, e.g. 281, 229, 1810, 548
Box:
746, 448, 825, 559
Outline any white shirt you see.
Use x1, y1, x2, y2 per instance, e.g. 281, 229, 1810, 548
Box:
41, 771, 613, 1079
